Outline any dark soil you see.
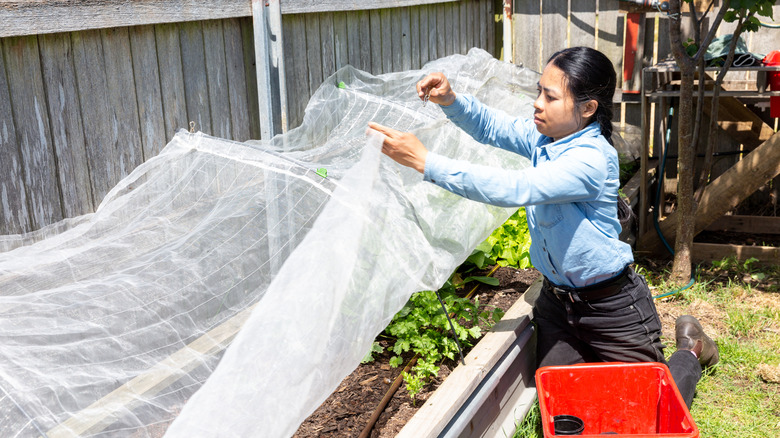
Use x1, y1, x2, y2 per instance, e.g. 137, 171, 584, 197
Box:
292, 266, 541, 438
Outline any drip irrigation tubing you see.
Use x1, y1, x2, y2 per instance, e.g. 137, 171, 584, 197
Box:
357, 355, 417, 438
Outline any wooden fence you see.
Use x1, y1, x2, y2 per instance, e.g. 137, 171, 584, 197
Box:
1, 0, 777, 235
0, 0, 497, 235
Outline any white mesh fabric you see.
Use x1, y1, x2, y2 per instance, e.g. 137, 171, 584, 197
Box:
0, 49, 538, 438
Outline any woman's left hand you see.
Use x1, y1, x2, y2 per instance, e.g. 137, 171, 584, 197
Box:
367, 122, 428, 174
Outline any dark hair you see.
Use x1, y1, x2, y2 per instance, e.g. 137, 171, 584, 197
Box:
547, 47, 617, 144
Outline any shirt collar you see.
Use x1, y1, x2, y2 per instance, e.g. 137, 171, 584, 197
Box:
539, 122, 602, 157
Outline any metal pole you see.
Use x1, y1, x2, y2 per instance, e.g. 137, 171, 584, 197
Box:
502, 0, 513, 63
252, 0, 288, 139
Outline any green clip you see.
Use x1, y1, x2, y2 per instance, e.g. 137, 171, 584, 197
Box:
316, 168, 328, 178
337, 81, 346, 89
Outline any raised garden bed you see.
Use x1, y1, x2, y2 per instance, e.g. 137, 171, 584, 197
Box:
294, 267, 541, 438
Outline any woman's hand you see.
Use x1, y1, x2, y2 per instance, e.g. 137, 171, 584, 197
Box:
367, 122, 428, 174
417, 72, 456, 106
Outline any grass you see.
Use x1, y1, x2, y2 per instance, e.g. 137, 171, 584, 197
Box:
512, 259, 780, 438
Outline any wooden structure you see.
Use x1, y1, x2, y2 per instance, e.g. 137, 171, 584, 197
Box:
0, 0, 498, 235
637, 62, 780, 265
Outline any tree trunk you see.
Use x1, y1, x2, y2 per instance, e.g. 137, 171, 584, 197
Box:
671, 69, 697, 283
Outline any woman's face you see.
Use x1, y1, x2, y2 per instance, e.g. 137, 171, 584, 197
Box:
533, 63, 589, 141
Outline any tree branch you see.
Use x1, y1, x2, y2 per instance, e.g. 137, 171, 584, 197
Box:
694, 13, 753, 202
698, 0, 716, 27
689, 54, 707, 187
692, 0, 731, 62
669, 0, 696, 71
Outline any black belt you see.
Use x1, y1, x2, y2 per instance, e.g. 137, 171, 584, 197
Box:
544, 266, 632, 302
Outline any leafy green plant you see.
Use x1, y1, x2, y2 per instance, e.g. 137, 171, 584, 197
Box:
361, 341, 384, 364
467, 208, 532, 270
617, 154, 639, 186
385, 274, 504, 400
711, 256, 767, 281
378, 208, 530, 401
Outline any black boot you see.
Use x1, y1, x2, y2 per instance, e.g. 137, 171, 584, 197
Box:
675, 315, 719, 368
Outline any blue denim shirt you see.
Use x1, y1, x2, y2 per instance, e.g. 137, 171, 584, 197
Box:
424, 94, 634, 287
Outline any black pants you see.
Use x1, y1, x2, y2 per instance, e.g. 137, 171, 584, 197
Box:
533, 267, 701, 408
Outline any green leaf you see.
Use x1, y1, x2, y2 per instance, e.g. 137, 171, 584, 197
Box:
361, 341, 384, 364
466, 250, 487, 269
389, 356, 404, 368
468, 275, 500, 286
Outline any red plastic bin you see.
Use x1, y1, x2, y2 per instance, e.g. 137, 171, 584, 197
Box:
535, 362, 699, 437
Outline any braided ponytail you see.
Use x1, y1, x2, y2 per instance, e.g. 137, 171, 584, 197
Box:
547, 47, 617, 145
595, 104, 614, 145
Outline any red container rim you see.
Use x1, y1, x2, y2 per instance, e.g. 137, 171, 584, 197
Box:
535, 362, 700, 438
763, 50, 780, 66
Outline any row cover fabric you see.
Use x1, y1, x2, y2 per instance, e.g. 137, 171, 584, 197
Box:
0, 49, 537, 438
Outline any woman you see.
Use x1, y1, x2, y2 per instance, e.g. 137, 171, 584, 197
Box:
368, 47, 718, 408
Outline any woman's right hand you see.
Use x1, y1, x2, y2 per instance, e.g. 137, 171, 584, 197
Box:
417, 73, 456, 106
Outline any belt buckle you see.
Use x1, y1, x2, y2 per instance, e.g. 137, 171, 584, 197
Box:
553, 286, 575, 303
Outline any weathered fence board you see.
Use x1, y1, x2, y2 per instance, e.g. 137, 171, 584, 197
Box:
3, 36, 62, 230
427, 5, 439, 62
224, 19, 252, 142
72, 30, 118, 205
570, 0, 597, 49
542, 0, 568, 66
0, 41, 29, 234
283, 14, 306, 130
155, 23, 190, 142
381, 9, 395, 74
204, 20, 233, 140
514, 0, 541, 71
130, 26, 168, 160
38, 32, 94, 217
240, 18, 261, 140
102, 27, 145, 177
411, 7, 422, 69
333, 12, 349, 71
599, 0, 625, 86
368, 9, 383, 75
321, 13, 337, 82
180, 22, 213, 135
305, 13, 324, 100
0, 0, 249, 38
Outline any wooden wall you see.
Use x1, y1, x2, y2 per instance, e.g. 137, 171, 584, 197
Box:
0, 0, 497, 235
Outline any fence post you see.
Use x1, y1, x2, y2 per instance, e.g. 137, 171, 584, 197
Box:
252, 0, 288, 138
